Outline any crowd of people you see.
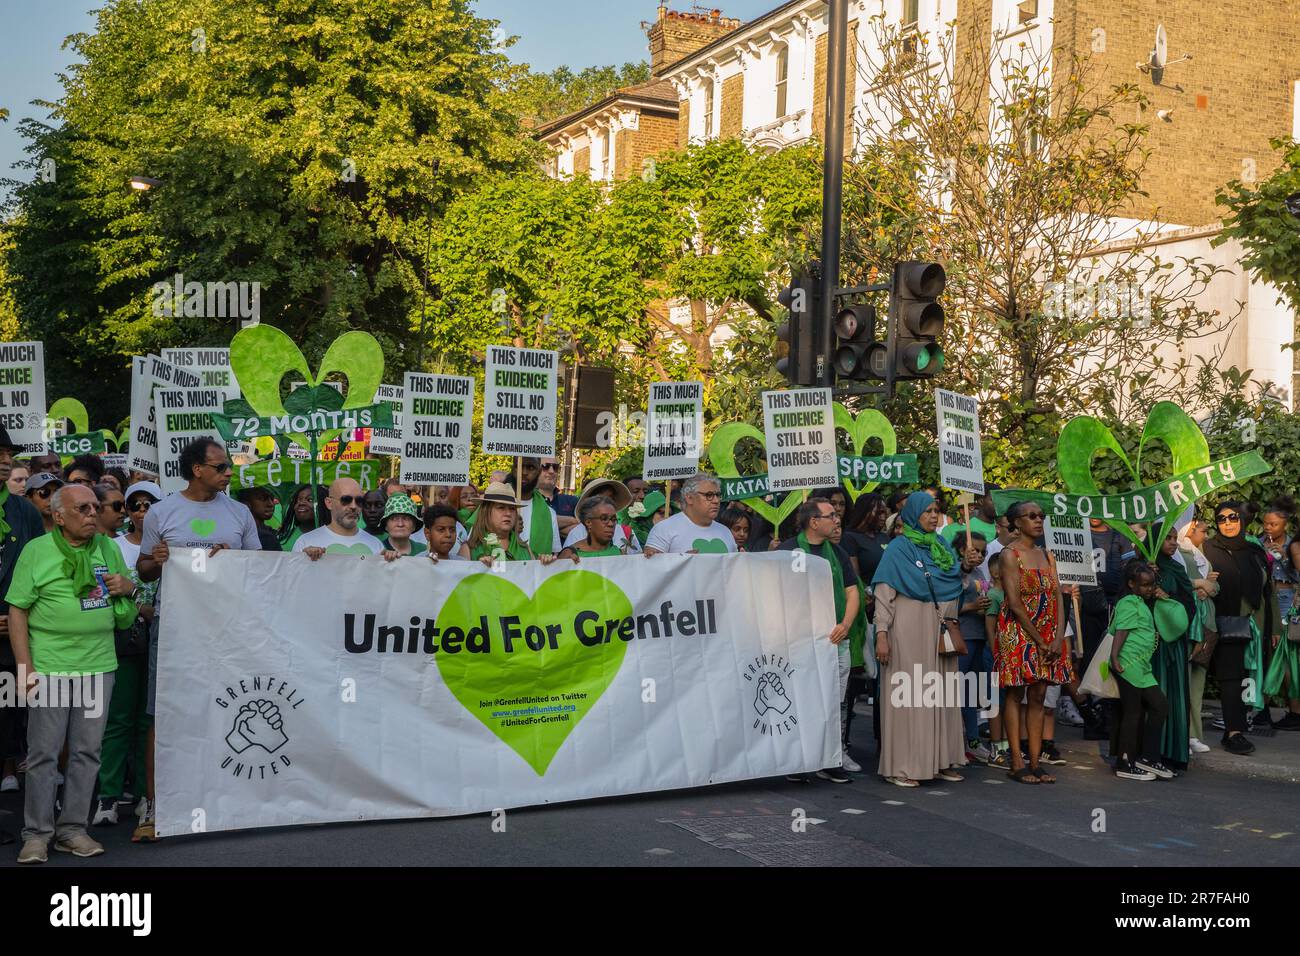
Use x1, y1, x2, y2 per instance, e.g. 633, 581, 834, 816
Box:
2, 422, 1299, 863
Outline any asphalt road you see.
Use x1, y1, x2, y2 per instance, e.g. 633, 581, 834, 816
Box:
2, 704, 1294, 868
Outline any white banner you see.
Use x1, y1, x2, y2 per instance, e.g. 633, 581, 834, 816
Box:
160, 348, 239, 404
935, 388, 984, 495
368, 383, 404, 457
1044, 514, 1099, 586
762, 387, 837, 491
482, 345, 558, 457
154, 386, 225, 492
156, 551, 839, 835
643, 381, 703, 481
0, 341, 47, 456
399, 372, 474, 485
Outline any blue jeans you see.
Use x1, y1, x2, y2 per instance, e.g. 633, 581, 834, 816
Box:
958, 638, 989, 744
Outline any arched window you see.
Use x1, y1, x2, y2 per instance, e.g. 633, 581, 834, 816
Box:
775, 45, 789, 118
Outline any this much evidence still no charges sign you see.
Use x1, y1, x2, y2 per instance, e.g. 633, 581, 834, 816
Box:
483, 346, 558, 458
761, 387, 838, 492
643, 381, 703, 481
936, 388, 984, 495
0, 341, 46, 455
399, 373, 475, 485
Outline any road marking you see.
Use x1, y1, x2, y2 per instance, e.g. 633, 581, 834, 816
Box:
1071, 764, 1094, 770
984, 779, 1004, 784
807, 818, 826, 825
724, 832, 753, 841
1165, 838, 1197, 847
841, 808, 867, 814
882, 799, 906, 806
928, 790, 950, 796
1249, 828, 1264, 833
1214, 822, 1243, 831
1269, 832, 1293, 839
645, 848, 673, 855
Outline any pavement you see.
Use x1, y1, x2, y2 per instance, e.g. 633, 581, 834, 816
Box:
0, 696, 1295, 868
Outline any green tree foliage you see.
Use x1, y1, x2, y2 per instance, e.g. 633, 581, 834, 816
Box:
2, 0, 533, 423
1216, 137, 1300, 319
512, 62, 651, 126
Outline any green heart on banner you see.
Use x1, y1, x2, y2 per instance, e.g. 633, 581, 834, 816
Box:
692, 537, 730, 554
229, 325, 384, 453
1056, 401, 1210, 562
833, 402, 898, 502
189, 518, 217, 538
436, 570, 633, 775
324, 543, 375, 556
707, 422, 801, 529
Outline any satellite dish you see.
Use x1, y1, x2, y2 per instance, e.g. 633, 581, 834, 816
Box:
1149, 24, 1167, 84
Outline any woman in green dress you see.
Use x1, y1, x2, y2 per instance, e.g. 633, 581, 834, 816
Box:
1154, 529, 1195, 770
559, 495, 626, 559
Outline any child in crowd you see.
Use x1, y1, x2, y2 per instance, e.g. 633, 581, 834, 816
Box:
983, 551, 1010, 768
424, 504, 463, 561
1110, 562, 1174, 781
957, 534, 991, 763
718, 507, 751, 551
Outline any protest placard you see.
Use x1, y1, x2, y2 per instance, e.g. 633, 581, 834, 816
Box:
761, 388, 837, 492
1044, 514, 1099, 587
0, 341, 47, 455
154, 386, 226, 492
128, 355, 202, 476
368, 383, 404, 457
935, 388, 984, 495
400, 372, 474, 485
160, 348, 240, 403
643, 381, 703, 481
482, 346, 557, 457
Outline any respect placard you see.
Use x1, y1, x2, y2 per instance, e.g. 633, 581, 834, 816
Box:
936, 388, 984, 495
368, 384, 404, 457
643, 381, 703, 481
400, 373, 474, 485
160, 348, 239, 403
154, 387, 226, 493
0, 341, 47, 455
1044, 514, 1099, 586
761, 388, 837, 492
129, 354, 203, 476
483, 346, 557, 457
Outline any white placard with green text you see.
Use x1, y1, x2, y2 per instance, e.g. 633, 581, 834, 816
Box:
154, 387, 226, 493
0, 341, 47, 456
643, 381, 703, 481
160, 348, 240, 404
935, 388, 984, 495
761, 388, 837, 492
368, 383, 404, 457
399, 373, 474, 485
129, 354, 202, 476
482, 346, 558, 457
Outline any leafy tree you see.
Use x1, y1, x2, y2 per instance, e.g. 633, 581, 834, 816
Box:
2, 0, 534, 422
512, 62, 652, 126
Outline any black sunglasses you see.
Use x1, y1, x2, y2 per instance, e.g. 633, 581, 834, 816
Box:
128, 499, 152, 512
336, 495, 359, 506
202, 461, 232, 474
103, 500, 125, 513
33, 487, 56, 499
539, 463, 559, 471
1216, 513, 1241, 523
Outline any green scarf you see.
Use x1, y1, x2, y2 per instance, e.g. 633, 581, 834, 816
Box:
575, 543, 623, 558
458, 506, 478, 527
902, 523, 954, 571
0, 485, 9, 538
471, 532, 531, 563
797, 531, 847, 623
528, 490, 554, 555
52, 527, 104, 596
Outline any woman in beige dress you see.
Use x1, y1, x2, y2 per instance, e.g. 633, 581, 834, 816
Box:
872, 492, 985, 787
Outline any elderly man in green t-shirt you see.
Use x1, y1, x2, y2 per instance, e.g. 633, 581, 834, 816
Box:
5, 483, 138, 864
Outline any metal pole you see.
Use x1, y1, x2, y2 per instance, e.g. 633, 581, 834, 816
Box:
818, 0, 849, 388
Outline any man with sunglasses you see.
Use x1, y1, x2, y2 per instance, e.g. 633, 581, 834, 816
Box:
536, 456, 579, 537
644, 473, 736, 555
0, 426, 47, 821
132, 437, 260, 843
509, 457, 562, 556
293, 477, 385, 558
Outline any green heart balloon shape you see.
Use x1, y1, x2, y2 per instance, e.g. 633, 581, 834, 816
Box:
436, 570, 633, 775
707, 422, 801, 529
229, 325, 384, 453
833, 402, 898, 502
101, 427, 130, 453
1057, 401, 1210, 561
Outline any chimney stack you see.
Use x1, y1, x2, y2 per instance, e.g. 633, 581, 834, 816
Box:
646, 5, 742, 77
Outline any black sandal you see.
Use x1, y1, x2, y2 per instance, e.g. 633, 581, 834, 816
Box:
1031, 765, 1057, 784
1008, 767, 1040, 784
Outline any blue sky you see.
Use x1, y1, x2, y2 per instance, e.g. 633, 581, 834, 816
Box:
0, 0, 777, 199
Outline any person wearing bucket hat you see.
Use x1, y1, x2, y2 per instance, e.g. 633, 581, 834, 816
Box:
561, 478, 639, 554
1109, 562, 1175, 781
464, 482, 559, 566
379, 494, 427, 559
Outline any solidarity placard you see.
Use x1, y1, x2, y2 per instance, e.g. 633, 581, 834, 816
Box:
0, 341, 47, 455
368, 384, 404, 457
160, 348, 239, 403
154, 387, 225, 492
761, 388, 837, 492
483, 346, 558, 457
643, 381, 703, 481
936, 388, 984, 494
399, 372, 474, 485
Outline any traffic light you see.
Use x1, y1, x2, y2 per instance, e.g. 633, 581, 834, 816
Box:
775, 265, 819, 387
831, 300, 887, 389
887, 261, 946, 383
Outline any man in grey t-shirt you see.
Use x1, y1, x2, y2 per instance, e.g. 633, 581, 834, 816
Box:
132, 437, 259, 843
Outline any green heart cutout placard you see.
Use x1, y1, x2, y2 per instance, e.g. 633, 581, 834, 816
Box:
189, 518, 217, 538
47, 396, 90, 435
707, 422, 801, 529
833, 402, 898, 502
435, 569, 633, 775
101, 427, 130, 453
229, 325, 384, 452
1056, 401, 1210, 562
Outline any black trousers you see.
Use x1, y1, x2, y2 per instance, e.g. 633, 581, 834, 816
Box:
1115, 673, 1168, 763
1211, 640, 1248, 734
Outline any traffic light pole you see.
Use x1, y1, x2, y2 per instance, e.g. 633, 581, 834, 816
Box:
817, 0, 848, 388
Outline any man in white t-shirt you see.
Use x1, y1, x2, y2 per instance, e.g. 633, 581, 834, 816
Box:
644, 473, 736, 555
293, 477, 384, 558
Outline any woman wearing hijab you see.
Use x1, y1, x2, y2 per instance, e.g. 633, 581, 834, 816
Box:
1202, 500, 1277, 754
1153, 528, 1195, 769
872, 492, 984, 787
994, 501, 1069, 784
1176, 516, 1219, 753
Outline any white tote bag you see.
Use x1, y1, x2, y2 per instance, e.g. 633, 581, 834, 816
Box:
1078, 633, 1120, 699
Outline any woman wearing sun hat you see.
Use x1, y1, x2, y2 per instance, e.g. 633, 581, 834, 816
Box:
463, 482, 559, 566
379, 494, 427, 559
561, 478, 639, 554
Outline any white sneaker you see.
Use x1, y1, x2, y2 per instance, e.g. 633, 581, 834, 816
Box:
1189, 737, 1211, 754
1057, 697, 1085, 727
92, 798, 119, 827
0, 775, 17, 793
135, 796, 149, 819
841, 752, 862, 773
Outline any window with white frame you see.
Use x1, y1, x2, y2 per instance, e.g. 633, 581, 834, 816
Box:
775, 44, 789, 118
703, 79, 715, 139
902, 0, 919, 28
600, 130, 611, 180
1018, 0, 1039, 25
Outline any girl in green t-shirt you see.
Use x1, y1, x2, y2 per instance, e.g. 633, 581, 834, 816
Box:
1110, 563, 1173, 781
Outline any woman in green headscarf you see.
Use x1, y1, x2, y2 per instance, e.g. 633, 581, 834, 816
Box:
1154, 528, 1195, 769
